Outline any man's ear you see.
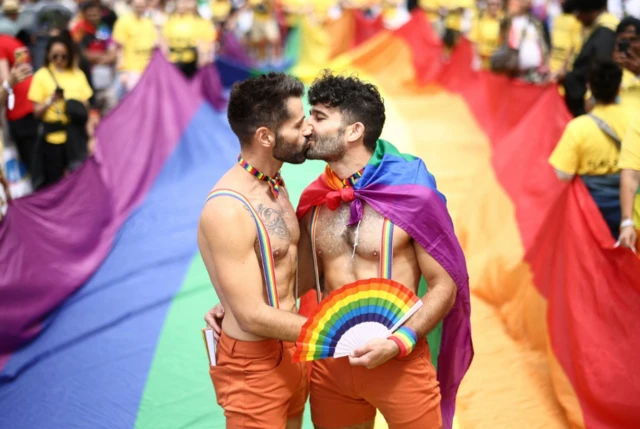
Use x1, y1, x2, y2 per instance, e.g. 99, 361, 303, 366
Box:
346, 122, 365, 143
255, 126, 275, 149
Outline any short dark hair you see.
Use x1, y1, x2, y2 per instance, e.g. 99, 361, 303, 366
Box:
43, 34, 76, 70
308, 71, 385, 152
572, 0, 607, 12
227, 72, 304, 146
588, 60, 622, 104
616, 17, 640, 35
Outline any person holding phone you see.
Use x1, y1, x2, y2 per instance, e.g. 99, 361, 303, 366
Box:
28, 35, 93, 188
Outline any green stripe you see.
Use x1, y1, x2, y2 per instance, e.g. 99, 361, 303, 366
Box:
369, 139, 417, 167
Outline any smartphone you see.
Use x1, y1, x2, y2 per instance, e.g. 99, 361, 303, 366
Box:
14, 47, 29, 64
618, 40, 630, 55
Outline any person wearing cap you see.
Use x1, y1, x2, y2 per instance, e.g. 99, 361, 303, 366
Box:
561, 0, 619, 117
0, 0, 20, 37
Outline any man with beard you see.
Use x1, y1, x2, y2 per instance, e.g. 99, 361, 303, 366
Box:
295, 72, 471, 429
197, 72, 312, 429
207, 72, 472, 429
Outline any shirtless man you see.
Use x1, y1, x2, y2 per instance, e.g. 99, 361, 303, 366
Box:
296, 73, 461, 429
206, 73, 471, 429
198, 72, 311, 429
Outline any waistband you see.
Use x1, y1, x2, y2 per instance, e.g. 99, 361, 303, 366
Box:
218, 331, 294, 359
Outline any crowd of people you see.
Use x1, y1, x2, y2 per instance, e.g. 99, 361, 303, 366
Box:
0, 0, 639, 251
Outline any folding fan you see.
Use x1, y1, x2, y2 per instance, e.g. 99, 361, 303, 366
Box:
292, 278, 423, 363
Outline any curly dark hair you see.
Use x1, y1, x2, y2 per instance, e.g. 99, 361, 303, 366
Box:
227, 72, 304, 147
308, 71, 385, 152
588, 60, 622, 104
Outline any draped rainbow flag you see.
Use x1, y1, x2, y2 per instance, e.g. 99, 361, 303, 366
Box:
296, 140, 473, 429
1, 8, 639, 429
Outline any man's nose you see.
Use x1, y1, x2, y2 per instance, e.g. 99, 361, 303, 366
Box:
302, 121, 313, 137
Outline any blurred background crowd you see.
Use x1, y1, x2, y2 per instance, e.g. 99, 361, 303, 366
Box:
0, 0, 639, 246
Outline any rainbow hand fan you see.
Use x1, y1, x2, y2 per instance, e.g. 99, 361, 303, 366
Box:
292, 278, 423, 362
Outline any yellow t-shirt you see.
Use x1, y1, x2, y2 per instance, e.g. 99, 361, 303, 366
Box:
163, 15, 216, 64
619, 70, 640, 113
549, 104, 633, 176
112, 13, 158, 73
28, 67, 93, 144
421, 0, 473, 30
211, 0, 232, 22
619, 118, 640, 171
549, 13, 582, 74
470, 11, 502, 61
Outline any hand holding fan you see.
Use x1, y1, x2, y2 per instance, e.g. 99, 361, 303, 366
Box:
292, 278, 422, 362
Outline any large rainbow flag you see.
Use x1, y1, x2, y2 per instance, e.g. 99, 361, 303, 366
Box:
1, 9, 639, 429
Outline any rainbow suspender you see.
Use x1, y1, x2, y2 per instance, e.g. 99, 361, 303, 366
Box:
309, 206, 394, 303
206, 189, 280, 309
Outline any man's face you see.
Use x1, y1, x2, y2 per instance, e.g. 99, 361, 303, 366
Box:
614, 25, 640, 73
272, 97, 310, 165
85, 6, 102, 27
487, 0, 501, 15
305, 104, 347, 162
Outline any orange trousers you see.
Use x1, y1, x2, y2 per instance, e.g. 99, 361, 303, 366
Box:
209, 332, 309, 428
310, 338, 442, 429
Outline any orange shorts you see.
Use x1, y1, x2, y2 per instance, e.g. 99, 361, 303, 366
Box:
209, 332, 309, 429
310, 338, 441, 429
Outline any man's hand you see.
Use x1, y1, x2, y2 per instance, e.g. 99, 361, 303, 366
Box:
349, 338, 399, 369
618, 225, 638, 253
204, 304, 225, 342
8, 62, 32, 87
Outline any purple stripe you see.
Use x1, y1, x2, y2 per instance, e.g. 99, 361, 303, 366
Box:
355, 183, 472, 428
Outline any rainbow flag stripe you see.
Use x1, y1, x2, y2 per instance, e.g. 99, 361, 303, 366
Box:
379, 219, 394, 279
292, 278, 420, 362
205, 189, 279, 309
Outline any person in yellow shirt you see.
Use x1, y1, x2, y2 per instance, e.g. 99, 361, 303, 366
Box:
549, 0, 582, 80
613, 17, 640, 113
112, 0, 157, 94
28, 35, 93, 188
249, 0, 281, 63
549, 60, 632, 239
617, 38, 640, 252
470, 0, 503, 69
162, 0, 216, 78
211, 0, 232, 31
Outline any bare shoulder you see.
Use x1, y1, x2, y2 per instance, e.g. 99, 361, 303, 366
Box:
199, 189, 257, 248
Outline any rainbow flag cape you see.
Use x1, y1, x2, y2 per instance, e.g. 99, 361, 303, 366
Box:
297, 140, 473, 429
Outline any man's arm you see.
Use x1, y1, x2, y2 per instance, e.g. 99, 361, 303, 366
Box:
198, 198, 305, 342
403, 241, 457, 338
619, 169, 640, 250
350, 240, 457, 369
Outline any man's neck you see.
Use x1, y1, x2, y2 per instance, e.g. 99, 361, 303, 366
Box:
328, 145, 373, 180
240, 150, 283, 178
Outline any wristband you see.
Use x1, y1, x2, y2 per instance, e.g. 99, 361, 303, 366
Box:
388, 326, 418, 358
621, 219, 635, 229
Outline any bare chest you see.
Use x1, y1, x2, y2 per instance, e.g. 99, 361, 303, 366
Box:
313, 203, 409, 262
248, 195, 299, 261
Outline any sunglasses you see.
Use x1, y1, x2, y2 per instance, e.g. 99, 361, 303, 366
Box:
51, 53, 68, 61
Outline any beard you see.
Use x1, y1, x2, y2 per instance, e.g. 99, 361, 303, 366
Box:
305, 128, 346, 162
273, 131, 308, 165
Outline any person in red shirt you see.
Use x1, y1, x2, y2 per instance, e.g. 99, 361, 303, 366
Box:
0, 33, 37, 176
